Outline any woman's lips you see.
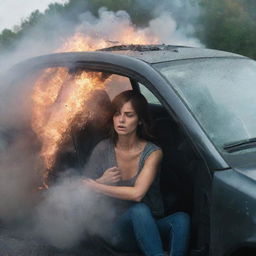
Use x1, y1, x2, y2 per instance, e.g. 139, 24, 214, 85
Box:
117, 125, 126, 129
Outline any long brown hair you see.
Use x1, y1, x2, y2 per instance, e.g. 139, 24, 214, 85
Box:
110, 90, 153, 144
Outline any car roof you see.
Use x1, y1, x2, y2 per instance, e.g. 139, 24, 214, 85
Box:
8, 44, 248, 78
97, 44, 247, 64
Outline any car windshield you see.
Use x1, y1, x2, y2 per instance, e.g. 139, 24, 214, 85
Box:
154, 58, 256, 153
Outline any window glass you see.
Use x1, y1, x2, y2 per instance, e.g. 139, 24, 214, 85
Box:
155, 58, 256, 152
138, 83, 161, 105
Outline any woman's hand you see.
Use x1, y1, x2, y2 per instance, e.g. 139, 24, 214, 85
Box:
96, 167, 122, 185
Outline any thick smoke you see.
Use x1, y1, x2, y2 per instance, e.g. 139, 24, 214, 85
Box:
0, 1, 203, 252
0, 131, 42, 221
34, 176, 115, 248
73, 7, 202, 48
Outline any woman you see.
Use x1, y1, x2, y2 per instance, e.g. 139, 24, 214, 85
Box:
84, 90, 190, 256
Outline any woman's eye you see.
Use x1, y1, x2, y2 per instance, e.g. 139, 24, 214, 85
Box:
114, 112, 120, 116
126, 113, 134, 117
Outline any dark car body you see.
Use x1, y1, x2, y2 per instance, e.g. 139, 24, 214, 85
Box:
1, 45, 256, 256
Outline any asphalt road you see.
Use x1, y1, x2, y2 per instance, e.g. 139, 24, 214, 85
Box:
0, 225, 144, 256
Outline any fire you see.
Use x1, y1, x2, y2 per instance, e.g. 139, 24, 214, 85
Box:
57, 28, 158, 52
58, 32, 109, 52
32, 68, 106, 186
31, 27, 158, 187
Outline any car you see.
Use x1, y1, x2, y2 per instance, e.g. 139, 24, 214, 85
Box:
1, 44, 256, 256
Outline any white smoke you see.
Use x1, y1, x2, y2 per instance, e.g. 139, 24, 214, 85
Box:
34, 176, 115, 248
0, 130, 42, 221
147, 12, 202, 46
75, 7, 202, 48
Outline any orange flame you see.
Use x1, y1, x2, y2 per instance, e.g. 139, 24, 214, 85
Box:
32, 68, 106, 186
57, 29, 158, 52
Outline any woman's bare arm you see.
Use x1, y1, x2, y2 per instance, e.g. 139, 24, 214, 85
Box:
83, 149, 163, 202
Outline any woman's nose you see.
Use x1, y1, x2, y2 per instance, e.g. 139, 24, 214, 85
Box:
119, 114, 125, 123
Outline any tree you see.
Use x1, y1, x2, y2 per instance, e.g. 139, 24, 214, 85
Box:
0, 29, 17, 50
197, 0, 256, 58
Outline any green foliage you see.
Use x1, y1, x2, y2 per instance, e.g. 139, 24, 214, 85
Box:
0, 10, 44, 50
0, 29, 16, 50
198, 0, 256, 58
20, 10, 43, 31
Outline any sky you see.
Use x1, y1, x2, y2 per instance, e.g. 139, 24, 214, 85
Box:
0, 0, 68, 32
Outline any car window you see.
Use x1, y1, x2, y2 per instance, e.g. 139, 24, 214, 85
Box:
138, 83, 161, 105
155, 58, 256, 153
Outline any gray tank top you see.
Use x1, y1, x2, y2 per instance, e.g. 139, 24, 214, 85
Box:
85, 139, 164, 217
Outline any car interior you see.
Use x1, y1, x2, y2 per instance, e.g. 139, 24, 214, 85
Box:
51, 71, 212, 256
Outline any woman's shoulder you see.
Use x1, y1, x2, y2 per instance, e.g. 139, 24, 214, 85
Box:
138, 141, 162, 170
145, 140, 162, 152
142, 141, 162, 160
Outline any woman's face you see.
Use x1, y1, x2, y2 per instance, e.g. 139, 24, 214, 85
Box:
113, 101, 139, 137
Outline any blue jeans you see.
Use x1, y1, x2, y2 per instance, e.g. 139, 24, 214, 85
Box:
103, 203, 190, 256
